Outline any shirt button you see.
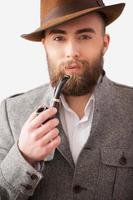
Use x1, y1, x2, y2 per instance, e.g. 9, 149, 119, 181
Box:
25, 184, 33, 190
31, 174, 38, 180
119, 155, 127, 165
84, 147, 91, 150
73, 185, 82, 194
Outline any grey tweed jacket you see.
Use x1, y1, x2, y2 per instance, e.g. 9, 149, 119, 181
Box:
0, 75, 133, 200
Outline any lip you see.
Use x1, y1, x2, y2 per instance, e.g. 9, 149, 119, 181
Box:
66, 63, 81, 69
65, 65, 81, 74
69, 64, 80, 68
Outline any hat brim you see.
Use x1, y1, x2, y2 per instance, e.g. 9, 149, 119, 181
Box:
21, 3, 125, 42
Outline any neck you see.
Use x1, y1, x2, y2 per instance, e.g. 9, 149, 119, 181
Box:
65, 93, 92, 119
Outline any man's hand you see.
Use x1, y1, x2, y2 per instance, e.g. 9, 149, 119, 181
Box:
18, 107, 61, 165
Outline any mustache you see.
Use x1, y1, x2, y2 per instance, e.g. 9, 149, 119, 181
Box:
60, 59, 84, 69
50, 59, 88, 87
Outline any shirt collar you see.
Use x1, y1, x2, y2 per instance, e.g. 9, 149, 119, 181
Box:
60, 94, 95, 122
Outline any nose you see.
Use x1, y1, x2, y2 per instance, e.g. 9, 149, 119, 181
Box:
65, 40, 80, 59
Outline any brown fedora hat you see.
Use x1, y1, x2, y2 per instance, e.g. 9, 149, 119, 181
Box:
21, 0, 125, 42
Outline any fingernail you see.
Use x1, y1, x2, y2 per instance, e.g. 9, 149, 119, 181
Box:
52, 107, 57, 113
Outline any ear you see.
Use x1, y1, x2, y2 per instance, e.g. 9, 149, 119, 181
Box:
103, 34, 110, 55
41, 38, 46, 51
41, 38, 45, 45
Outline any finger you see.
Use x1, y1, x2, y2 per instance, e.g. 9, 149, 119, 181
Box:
29, 107, 57, 129
26, 111, 37, 124
26, 105, 49, 123
37, 128, 59, 146
44, 136, 61, 153
33, 119, 59, 140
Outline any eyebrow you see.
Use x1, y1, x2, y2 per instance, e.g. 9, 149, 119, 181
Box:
48, 28, 95, 35
48, 29, 66, 35
76, 28, 95, 34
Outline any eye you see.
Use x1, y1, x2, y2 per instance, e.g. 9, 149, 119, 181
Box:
79, 35, 92, 40
53, 36, 65, 41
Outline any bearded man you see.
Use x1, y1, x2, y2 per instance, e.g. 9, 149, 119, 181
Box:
0, 1, 133, 200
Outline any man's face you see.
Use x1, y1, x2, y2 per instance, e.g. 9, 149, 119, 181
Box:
43, 12, 110, 96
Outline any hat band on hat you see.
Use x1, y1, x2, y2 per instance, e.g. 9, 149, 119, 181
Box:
43, 0, 105, 24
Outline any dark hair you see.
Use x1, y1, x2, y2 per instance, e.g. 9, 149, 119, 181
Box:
97, 12, 107, 33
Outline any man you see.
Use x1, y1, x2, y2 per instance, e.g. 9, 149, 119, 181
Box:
0, 0, 133, 200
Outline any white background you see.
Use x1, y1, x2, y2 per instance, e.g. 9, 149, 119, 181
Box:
0, 0, 132, 102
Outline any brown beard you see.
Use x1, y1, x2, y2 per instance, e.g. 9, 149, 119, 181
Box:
47, 53, 103, 96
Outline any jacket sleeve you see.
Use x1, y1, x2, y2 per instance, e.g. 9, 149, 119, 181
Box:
0, 100, 43, 200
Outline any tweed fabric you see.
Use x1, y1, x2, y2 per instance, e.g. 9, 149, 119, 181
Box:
0, 75, 133, 199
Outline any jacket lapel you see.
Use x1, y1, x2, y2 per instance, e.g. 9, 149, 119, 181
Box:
57, 120, 75, 169
84, 74, 114, 149
40, 84, 75, 168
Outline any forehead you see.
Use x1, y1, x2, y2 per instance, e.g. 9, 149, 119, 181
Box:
46, 12, 103, 33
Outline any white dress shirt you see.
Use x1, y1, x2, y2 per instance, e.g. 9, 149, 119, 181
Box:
60, 95, 95, 164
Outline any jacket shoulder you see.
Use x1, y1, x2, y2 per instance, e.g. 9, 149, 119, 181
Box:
103, 76, 133, 106
8, 93, 24, 99
7, 84, 50, 101
109, 79, 133, 105
5, 83, 53, 115
112, 81, 133, 91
